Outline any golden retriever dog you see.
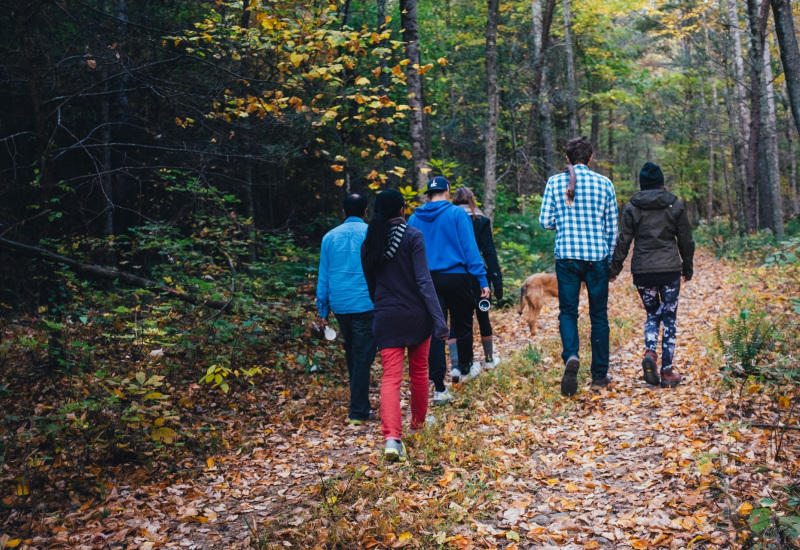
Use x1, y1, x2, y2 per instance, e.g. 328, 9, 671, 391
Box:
517, 273, 560, 335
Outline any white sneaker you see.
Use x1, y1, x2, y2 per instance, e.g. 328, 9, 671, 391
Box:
450, 367, 463, 384
484, 356, 501, 370
468, 362, 482, 379
433, 387, 453, 406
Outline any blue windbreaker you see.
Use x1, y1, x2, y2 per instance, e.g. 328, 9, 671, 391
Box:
408, 201, 488, 288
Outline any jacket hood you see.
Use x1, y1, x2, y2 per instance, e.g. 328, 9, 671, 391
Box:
630, 189, 678, 210
412, 200, 453, 221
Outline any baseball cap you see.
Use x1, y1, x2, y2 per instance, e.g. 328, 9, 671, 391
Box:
426, 176, 450, 193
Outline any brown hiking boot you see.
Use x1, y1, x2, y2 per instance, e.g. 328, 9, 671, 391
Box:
642, 350, 660, 387
660, 367, 682, 388
590, 374, 612, 388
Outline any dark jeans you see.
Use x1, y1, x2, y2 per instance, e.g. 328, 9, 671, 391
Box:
429, 272, 475, 391
555, 258, 610, 380
334, 311, 377, 420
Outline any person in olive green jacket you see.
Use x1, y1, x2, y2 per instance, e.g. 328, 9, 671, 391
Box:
609, 162, 694, 388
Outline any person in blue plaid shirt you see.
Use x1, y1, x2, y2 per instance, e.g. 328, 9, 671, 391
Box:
539, 137, 619, 396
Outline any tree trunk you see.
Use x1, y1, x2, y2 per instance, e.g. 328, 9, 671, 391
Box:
518, 0, 557, 194
761, 38, 784, 236
698, 69, 715, 222
727, 0, 750, 145
608, 108, 614, 181
563, 0, 577, 137
744, 0, 769, 232
590, 89, 600, 165
783, 83, 800, 216
772, 0, 800, 138
483, 0, 500, 221
400, 0, 430, 189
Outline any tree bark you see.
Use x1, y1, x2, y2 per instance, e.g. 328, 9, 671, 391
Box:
772, 0, 800, 138
698, 68, 715, 222
563, 0, 577, 137
607, 108, 614, 181
518, 0, 557, 194
782, 83, 800, 216
483, 0, 500, 221
761, 38, 784, 236
400, 0, 430, 189
744, 0, 769, 232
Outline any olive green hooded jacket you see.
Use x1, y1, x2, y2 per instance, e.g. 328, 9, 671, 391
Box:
609, 189, 694, 280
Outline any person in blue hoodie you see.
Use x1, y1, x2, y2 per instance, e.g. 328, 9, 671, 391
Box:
408, 177, 490, 406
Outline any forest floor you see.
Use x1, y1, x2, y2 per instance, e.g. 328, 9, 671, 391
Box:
11, 250, 800, 549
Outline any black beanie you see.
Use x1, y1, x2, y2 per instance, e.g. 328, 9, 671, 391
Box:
639, 162, 664, 190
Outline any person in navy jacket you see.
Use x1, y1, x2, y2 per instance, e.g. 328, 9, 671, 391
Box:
408, 177, 490, 405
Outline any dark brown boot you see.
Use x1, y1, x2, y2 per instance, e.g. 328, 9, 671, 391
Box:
660, 367, 682, 388
642, 350, 660, 387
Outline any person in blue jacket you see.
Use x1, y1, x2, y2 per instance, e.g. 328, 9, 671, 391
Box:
316, 193, 377, 424
408, 177, 490, 406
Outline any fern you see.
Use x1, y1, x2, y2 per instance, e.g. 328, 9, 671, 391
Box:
715, 309, 778, 375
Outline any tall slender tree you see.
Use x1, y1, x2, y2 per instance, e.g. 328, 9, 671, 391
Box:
772, 0, 800, 137
400, 0, 430, 189
483, 0, 501, 220
563, 0, 578, 137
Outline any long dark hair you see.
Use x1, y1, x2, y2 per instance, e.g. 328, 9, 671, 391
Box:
363, 190, 405, 271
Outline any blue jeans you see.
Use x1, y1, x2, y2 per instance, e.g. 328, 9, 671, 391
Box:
335, 311, 377, 420
555, 259, 610, 380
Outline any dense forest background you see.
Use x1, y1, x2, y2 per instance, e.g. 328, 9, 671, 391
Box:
2, 0, 800, 545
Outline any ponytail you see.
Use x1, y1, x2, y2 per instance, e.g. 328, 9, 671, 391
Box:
565, 163, 577, 205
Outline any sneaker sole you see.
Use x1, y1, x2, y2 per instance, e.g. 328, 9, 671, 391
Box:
642, 355, 660, 386
561, 359, 579, 397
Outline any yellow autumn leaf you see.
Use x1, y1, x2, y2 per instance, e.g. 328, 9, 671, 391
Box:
631, 540, 648, 549
505, 531, 520, 541
738, 502, 753, 516
397, 532, 412, 542
289, 52, 304, 66
207, 457, 215, 469
698, 461, 713, 475
438, 469, 455, 486
334, 179, 345, 187
5, 540, 21, 549
355, 76, 371, 86
546, 478, 559, 485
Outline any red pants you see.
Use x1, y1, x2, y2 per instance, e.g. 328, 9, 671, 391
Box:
379, 337, 431, 441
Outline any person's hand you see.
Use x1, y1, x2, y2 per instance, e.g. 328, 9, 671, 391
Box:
316, 315, 328, 327
480, 286, 490, 299
682, 276, 690, 283
609, 277, 617, 283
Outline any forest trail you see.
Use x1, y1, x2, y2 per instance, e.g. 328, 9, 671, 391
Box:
44, 250, 796, 549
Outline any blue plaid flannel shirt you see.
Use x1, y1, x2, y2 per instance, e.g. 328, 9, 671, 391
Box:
538, 165, 618, 262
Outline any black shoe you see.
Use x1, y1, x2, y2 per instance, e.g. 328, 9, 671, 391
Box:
590, 374, 612, 388
561, 356, 580, 397
642, 350, 660, 387
348, 411, 377, 425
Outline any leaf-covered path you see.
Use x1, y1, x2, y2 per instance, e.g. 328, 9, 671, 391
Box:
38, 250, 799, 548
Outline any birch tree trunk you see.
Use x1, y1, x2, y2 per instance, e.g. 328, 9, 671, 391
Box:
698, 68, 715, 222
484, 0, 500, 220
772, 0, 800, 137
726, 0, 750, 209
761, 39, 784, 236
400, 0, 430, 190
563, 0, 577, 137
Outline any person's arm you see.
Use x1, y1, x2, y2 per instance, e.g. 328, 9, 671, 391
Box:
360, 245, 377, 302
477, 218, 503, 300
539, 180, 556, 230
675, 202, 695, 281
457, 210, 489, 288
410, 232, 448, 339
609, 205, 634, 279
604, 182, 619, 262
315, 236, 331, 319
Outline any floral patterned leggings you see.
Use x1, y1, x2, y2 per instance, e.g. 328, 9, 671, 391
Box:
636, 279, 681, 370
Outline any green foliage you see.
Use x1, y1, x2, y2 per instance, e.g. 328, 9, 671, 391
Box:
715, 310, 778, 376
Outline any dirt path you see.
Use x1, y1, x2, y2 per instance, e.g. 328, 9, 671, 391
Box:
40, 250, 793, 549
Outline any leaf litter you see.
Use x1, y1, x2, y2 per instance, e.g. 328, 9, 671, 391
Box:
3, 249, 799, 549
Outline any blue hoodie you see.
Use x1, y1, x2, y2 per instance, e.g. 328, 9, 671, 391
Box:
408, 201, 488, 287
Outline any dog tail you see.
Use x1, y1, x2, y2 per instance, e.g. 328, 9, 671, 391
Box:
517, 281, 527, 316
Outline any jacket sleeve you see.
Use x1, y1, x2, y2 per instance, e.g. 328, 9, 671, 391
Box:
675, 201, 695, 281
539, 180, 556, 230
410, 232, 448, 339
609, 204, 634, 279
360, 244, 377, 302
605, 183, 619, 261
315, 236, 331, 318
456, 209, 488, 287
477, 217, 503, 299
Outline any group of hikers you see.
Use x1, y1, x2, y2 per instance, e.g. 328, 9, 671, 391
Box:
316, 136, 695, 462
